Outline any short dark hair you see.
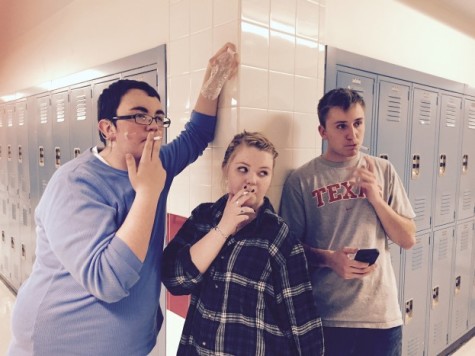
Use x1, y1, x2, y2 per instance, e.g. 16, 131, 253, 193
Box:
317, 88, 365, 127
222, 131, 279, 169
97, 79, 161, 144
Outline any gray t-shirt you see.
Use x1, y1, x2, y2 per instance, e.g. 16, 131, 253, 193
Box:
280, 153, 415, 329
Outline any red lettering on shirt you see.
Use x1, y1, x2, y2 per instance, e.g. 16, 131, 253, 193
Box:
327, 183, 342, 203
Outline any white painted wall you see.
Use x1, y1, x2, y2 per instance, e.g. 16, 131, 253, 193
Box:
325, 0, 475, 87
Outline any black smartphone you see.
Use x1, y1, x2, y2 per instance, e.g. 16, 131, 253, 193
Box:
354, 248, 379, 266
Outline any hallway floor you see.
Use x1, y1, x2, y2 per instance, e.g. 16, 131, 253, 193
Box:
0, 278, 474, 355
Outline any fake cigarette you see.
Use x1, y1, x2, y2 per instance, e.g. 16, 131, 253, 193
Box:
153, 136, 162, 141
359, 145, 369, 152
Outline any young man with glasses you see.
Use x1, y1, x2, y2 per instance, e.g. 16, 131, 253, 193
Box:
280, 88, 416, 355
9, 43, 238, 356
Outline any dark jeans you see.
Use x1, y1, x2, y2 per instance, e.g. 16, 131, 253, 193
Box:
323, 326, 402, 356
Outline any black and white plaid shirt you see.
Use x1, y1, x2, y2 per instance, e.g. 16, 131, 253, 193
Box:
163, 195, 324, 355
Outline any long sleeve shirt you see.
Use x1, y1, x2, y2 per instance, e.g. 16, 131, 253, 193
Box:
163, 195, 324, 356
9, 111, 216, 356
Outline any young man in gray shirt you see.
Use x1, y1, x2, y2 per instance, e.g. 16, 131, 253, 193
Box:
280, 88, 416, 356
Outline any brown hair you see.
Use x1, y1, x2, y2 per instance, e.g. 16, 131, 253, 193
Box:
222, 131, 279, 169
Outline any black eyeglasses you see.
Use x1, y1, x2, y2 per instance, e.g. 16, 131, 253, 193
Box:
111, 113, 171, 127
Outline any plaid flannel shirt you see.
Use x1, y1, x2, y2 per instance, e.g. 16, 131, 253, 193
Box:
163, 195, 324, 355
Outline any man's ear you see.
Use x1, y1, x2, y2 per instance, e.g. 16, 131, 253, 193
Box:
98, 119, 116, 140
318, 125, 327, 140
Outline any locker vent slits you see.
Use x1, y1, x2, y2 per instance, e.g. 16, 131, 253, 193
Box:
439, 193, 451, 215
40, 101, 48, 124
76, 94, 87, 121
438, 234, 448, 260
444, 104, 456, 127
56, 98, 65, 123
387, 96, 402, 122
418, 100, 431, 125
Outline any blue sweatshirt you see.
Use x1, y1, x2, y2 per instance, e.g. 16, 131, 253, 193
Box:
9, 111, 216, 356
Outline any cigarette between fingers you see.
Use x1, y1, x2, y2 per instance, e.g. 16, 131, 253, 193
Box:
153, 136, 162, 141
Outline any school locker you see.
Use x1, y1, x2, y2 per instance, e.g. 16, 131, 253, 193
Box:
375, 78, 410, 184
336, 68, 375, 153
449, 220, 473, 342
433, 93, 462, 227
35, 94, 54, 197
51, 91, 71, 168
5, 104, 18, 197
427, 226, 454, 356
0, 105, 7, 193
70, 85, 94, 158
469, 220, 475, 329
402, 232, 430, 356
457, 99, 475, 220
408, 87, 438, 232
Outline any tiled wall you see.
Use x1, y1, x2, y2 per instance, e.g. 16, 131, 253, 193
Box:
164, 0, 326, 354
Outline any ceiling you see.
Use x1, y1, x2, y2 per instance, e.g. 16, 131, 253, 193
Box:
0, 0, 474, 54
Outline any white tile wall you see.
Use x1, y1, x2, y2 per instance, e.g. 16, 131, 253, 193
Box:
166, 0, 325, 222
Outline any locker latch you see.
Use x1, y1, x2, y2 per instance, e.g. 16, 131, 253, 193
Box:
432, 286, 439, 308
1, 230, 5, 243
10, 236, 15, 249
404, 299, 413, 324
55, 147, 61, 168
439, 154, 446, 175
18, 145, 22, 163
462, 154, 468, 174
411, 154, 420, 179
74, 148, 81, 158
379, 154, 389, 160
21, 243, 26, 259
39, 146, 45, 167
7, 144, 12, 160
455, 276, 461, 294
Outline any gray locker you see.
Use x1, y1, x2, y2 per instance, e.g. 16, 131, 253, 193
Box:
51, 91, 71, 168
6, 195, 21, 289
15, 100, 30, 201
5, 104, 18, 196
457, 99, 475, 220
434, 94, 462, 227
35, 94, 54, 196
91, 76, 120, 147
0, 105, 7, 193
336, 69, 375, 153
449, 220, 473, 342
376, 79, 410, 184
402, 232, 430, 356
408, 87, 438, 232
469, 220, 475, 329
70, 85, 94, 158
427, 226, 454, 356
388, 241, 402, 305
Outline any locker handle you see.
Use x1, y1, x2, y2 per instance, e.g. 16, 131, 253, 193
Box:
404, 299, 413, 325
411, 154, 420, 179
39, 146, 45, 167
379, 154, 389, 160
462, 154, 468, 174
74, 148, 81, 158
10, 236, 15, 249
1, 230, 5, 243
18, 145, 22, 163
455, 276, 461, 294
439, 154, 446, 175
7, 144, 12, 160
55, 147, 61, 168
21, 243, 26, 259
432, 286, 439, 308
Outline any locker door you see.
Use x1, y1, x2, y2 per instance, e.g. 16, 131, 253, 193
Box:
91, 77, 120, 147
376, 79, 410, 184
36, 94, 54, 197
469, 220, 475, 329
457, 99, 475, 220
70, 85, 94, 158
15, 100, 30, 201
51, 91, 71, 169
0, 105, 6, 193
402, 232, 430, 356
336, 69, 375, 152
434, 94, 462, 227
449, 220, 473, 342
5, 104, 18, 197
389, 241, 402, 304
408, 87, 438, 232
427, 226, 454, 356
